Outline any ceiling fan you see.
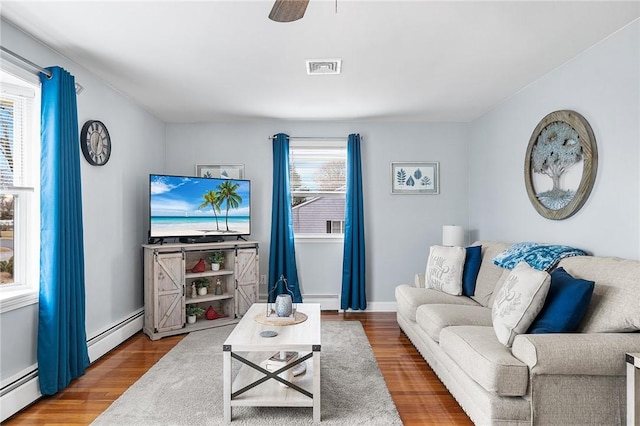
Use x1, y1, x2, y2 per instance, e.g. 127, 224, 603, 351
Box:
269, 0, 310, 23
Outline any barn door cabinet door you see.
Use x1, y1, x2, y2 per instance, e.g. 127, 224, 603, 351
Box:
235, 247, 259, 317
152, 252, 185, 333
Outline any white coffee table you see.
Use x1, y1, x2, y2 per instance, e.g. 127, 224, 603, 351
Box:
223, 303, 321, 422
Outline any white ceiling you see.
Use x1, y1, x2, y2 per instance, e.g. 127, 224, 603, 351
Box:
1, 1, 639, 123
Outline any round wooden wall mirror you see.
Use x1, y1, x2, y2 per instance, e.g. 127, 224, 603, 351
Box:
524, 110, 598, 220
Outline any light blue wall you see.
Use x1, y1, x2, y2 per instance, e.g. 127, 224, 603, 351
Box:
468, 20, 639, 259
0, 19, 165, 388
165, 20, 640, 303
165, 122, 470, 304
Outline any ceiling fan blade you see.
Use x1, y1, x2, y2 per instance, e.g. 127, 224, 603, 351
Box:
269, 0, 310, 23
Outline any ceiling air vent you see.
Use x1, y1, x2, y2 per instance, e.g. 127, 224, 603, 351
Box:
306, 59, 342, 75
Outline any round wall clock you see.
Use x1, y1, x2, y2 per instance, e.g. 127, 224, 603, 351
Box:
80, 120, 111, 166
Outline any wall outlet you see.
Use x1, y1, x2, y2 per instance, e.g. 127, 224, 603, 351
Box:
260, 274, 267, 285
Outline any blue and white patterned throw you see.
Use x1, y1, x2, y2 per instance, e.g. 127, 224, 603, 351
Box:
493, 242, 587, 271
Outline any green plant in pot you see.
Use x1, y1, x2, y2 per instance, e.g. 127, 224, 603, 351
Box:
207, 251, 225, 271
193, 277, 210, 296
186, 304, 204, 324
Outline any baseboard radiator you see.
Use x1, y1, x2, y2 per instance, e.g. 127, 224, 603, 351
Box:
86, 309, 144, 362
258, 293, 340, 311
0, 309, 144, 422
256, 294, 397, 312
301, 294, 340, 310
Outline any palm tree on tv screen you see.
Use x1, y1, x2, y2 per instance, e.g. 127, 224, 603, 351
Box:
198, 189, 221, 231
217, 181, 242, 232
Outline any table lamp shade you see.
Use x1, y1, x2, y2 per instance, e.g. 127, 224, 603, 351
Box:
442, 225, 465, 247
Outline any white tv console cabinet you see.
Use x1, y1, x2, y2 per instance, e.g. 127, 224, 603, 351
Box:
142, 240, 259, 340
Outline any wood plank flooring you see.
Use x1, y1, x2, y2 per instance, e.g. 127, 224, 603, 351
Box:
4, 312, 472, 425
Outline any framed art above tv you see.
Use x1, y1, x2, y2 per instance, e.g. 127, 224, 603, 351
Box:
196, 164, 245, 179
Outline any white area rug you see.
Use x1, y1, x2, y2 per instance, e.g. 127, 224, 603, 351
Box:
91, 321, 402, 425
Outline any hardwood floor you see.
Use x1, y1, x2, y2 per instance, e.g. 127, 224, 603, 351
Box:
4, 312, 472, 425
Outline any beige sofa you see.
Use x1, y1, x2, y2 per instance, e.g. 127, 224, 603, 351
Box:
395, 241, 640, 425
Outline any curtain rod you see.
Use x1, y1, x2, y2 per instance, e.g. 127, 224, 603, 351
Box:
267, 136, 351, 141
1, 46, 52, 78
1, 45, 84, 94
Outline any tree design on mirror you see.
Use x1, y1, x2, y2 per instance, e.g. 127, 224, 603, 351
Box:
525, 110, 597, 220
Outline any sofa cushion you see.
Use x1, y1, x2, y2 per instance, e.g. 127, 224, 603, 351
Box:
462, 245, 482, 296
558, 256, 640, 333
416, 304, 492, 342
425, 245, 466, 295
492, 262, 550, 347
492, 242, 587, 271
527, 267, 595, 334
470, 241, 512, 307
395, 284, 480, 322
512, 332, 640, 376
439, 326, 529, 396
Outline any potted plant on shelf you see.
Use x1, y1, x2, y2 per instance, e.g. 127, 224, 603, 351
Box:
186, 304, 204, 324
193, 277, 210, 296
207, 251, 225, 271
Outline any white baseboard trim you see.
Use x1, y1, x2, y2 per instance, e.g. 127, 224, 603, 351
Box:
359, 301, 397, 312
1, 309, 144, 422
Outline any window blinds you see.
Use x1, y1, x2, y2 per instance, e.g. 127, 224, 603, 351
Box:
289, 142, 347, 195
0, 82, 35, 191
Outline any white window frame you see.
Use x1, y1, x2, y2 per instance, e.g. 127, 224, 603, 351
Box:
289, 140, 347, 241
0, 61, 41, 312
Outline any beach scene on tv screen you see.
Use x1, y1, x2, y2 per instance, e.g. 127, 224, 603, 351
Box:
150, 175, 250, 237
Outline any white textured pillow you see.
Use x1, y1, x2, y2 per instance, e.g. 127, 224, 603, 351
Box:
492, 261, 551, 347
425, 245, 466, 296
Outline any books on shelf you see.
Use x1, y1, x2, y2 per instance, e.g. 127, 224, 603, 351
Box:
265, 351, 299, 387
266, 351, 298, 367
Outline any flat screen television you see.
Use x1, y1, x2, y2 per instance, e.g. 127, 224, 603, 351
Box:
148, 174, 251, 242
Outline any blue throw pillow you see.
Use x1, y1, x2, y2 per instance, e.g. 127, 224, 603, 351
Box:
462, 245, 482, 297
527, 267, 595, 334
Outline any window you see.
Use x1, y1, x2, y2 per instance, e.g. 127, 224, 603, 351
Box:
289, 141, 346, 237
0, 64, 40, 311
326, 220, 345, 234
